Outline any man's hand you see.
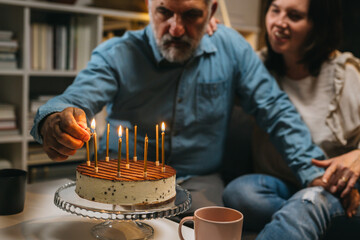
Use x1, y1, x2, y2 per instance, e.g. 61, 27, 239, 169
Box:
40, 107, 90, 161
309, 177, 359, 218
312, 149, 360, 197
308, 176, 328, 188
342, 189, 360, 218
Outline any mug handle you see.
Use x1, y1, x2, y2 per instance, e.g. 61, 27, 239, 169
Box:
178, 216, 194, 240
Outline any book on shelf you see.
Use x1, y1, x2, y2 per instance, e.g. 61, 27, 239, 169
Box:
0, 103, 16, 121
30, 15, 95, 71
76, 16, 92, 70
0, 52, 16, 61
29, 95, 55, 114
0, 129, 20, 136
46, 24, 54, 70
31, 23, 54, 70
28, 95, 56, 131
54, 24, 68, 70
39, 23, 47, 70
0, 30, 19, 69
0, 103, 18, 133
0, 30, 13, 41
0, 40, 18, 52
31, 23, 39, 70
0, 120, 16, 129
0, 59, 17, 70
68, 17, 77, 70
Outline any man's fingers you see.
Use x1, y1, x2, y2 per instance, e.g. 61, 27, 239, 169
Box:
43, 135, 78, 161
341, 175, 357, 198
346, 189, 360, 218
48, 124, 78, 156
60, 109, 90, 142
53, 122, 84, 150
73, 108, 88, 129
44, 147, 69, 162
50, 142, 76, 157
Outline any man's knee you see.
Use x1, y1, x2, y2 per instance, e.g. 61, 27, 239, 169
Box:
223, 175, 257, 206
290, 187, 343, 217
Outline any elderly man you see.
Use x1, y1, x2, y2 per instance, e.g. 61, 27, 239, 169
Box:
31, 0, 327, 215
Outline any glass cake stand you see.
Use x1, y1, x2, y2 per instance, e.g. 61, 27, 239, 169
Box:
54, 182, 191, 240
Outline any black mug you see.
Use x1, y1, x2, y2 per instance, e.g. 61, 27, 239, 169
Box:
0, 168, 27, 215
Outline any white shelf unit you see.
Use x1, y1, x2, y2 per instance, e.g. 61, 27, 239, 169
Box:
0, 0, 149, 170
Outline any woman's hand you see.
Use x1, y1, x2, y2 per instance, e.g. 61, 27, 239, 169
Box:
312, 149, 360, 197
206, 17, 220, 36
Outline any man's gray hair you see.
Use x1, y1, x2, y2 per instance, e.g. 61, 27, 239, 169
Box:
148, 0, 213, 6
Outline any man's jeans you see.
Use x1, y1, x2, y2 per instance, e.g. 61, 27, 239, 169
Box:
223, 174, 299, 231
223, 174, 360, 239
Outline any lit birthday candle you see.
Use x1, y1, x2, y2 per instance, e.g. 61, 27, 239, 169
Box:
134, 125, 137, 162
106, 123, 110, 162
91, 119, 98, 173
156, 124, 159, 166
126, 127, 129, 169
161, 122, 165, 172
118, 126, 122, 177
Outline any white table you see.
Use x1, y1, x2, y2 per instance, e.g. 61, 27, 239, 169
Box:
0, 178, 194, 240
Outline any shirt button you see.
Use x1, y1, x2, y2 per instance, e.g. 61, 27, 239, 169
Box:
177, 98, 183, 103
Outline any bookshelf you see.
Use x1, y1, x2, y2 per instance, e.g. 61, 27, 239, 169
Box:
0, 0, 148, 173
0, 0, 261, 179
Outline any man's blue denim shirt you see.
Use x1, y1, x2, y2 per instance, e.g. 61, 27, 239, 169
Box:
31, 25, 325, 186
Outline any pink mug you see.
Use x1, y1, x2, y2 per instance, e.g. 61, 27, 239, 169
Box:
178, 206, 243, 240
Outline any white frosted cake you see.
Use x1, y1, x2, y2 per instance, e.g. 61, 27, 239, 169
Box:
75, 159, 176, 206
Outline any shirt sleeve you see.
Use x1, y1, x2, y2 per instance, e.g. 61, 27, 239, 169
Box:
231, 33, 325, 187
30, 46, 119, 144
326, 52, 360, 150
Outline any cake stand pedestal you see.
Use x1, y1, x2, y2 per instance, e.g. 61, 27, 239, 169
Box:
54, 182, 191, 240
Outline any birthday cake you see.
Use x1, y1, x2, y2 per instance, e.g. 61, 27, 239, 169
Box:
75, 159, 176, 206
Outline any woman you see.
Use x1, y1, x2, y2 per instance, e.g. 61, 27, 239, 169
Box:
222, 0, 360, 237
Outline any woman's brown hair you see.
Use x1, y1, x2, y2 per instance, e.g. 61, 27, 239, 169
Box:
264, 0, 343, 76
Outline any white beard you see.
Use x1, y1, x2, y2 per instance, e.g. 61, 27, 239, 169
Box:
156, 33, 198, 63
149, 11, 209, 63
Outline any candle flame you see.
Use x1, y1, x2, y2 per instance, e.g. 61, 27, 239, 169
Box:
161, 122, 165, 132
118, 126, 122, 137
91, 119, 96, 130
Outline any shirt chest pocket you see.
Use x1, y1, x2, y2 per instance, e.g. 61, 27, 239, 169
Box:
196, 81, 227, 123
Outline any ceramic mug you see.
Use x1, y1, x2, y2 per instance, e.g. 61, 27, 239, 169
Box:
178, 206, 243, 240
0, 168, 27, 215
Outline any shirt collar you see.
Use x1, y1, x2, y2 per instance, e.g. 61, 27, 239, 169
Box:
145, 25, 217, 65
